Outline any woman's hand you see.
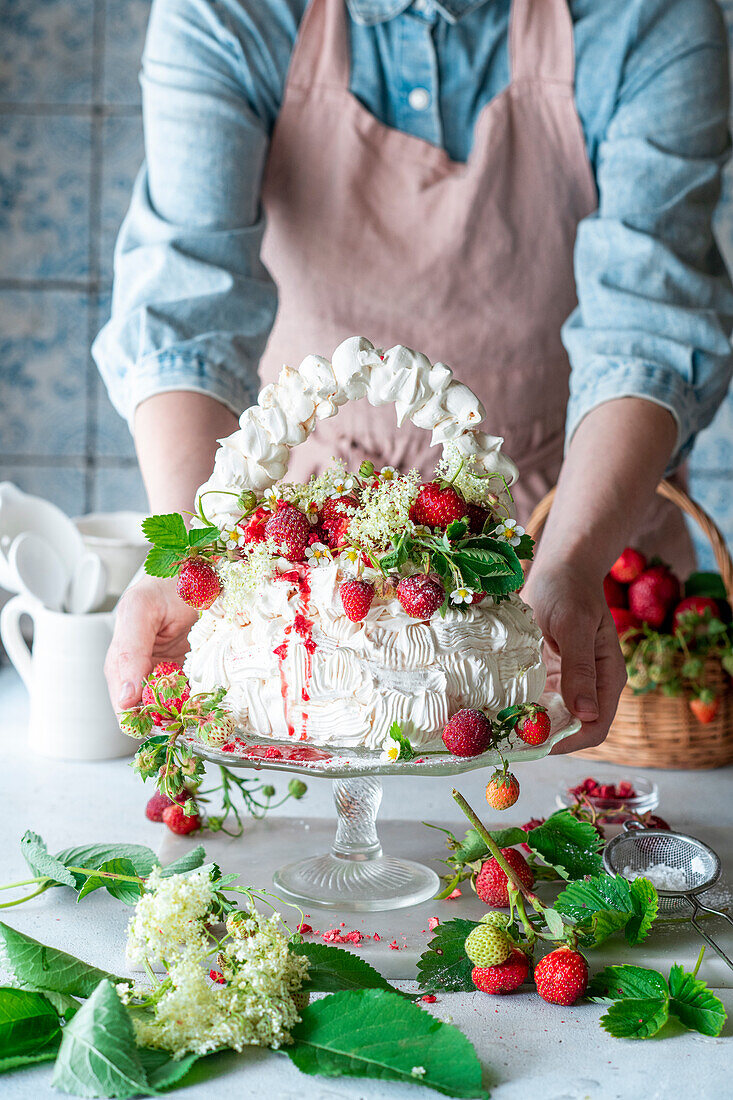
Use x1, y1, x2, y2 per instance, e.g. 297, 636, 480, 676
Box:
522, 561, 627, 754
105, 576, 198, 711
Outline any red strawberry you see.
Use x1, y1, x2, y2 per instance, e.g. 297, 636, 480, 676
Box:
644, 813, 672, 830
471, 949, 529, 995
323, 515, 351, 549
264, 505, 311, 560
177, 558, 221, 609
145, 789, 191, 821
603, 575, 627, 609
149, 660, 184, 680
517, 707, 551, 746
209, 969, 226, 984
534, 947, 588, 1006
141, 668, 191, 725
162, 802, 202, 835
610, 548, 647, 584
410, 482, 467, 528
396, 573, 445, 619
243, 506, 271, 544
475, 848, 535, 908
689, 694, 720, 724
339, 580, 375, 622
442, 709, 494, 756
610, 607, 641, 636
321, 496, 359, 524
672, 595, 720, 633
485, 769, 520, 810
628, 566, 680, 629
465, 503, 491, 534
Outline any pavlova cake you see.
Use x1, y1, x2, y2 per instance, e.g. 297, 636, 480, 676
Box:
139, 337, 546, 755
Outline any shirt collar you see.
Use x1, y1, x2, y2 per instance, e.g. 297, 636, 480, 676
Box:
346, 0, 490, 27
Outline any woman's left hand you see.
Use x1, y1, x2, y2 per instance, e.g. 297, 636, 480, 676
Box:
522, 560, 627, 754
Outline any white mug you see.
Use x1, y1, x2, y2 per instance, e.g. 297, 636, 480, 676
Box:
0, 595, 132, 760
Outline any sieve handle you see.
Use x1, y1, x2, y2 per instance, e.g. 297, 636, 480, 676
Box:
693, 898, 733, 932
689, 898, 733, 974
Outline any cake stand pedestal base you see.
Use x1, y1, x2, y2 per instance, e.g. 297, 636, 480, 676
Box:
273, 776, 439, 911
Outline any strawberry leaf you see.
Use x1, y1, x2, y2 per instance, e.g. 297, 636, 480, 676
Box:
188, 525, 220, 549
668, 964, 727, 1037
416, 918, 479, 994
599, 997, 670, 1039
141, 512, 187, 550
555, 874, 658, 946
588, 964, 669, 1002
526, 812, 603, 880
144, 546, 182, 578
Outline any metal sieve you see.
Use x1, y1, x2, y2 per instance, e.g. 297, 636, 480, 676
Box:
603, 823, 733, 973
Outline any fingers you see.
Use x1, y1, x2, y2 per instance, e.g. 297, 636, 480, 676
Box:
553, 612, 600, 724
553, 613, 626, 754
104, 586, 159, 711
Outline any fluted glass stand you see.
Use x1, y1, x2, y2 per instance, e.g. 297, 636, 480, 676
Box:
186, 690, 580, 912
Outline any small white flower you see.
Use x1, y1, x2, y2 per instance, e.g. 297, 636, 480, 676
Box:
263, 487, 278, 508
380, 733, 402, 763
304, 501, 320, 525
339, 547, 361, 577
411, 1067, 427, 1078
223, 525, 246, 550
304, 542, 333, 566
332, 476, 354, 497
492, 518, 525, 547
450, 586, 476, 605
380, 465, 398, 481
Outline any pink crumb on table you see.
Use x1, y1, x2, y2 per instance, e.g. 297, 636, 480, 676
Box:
373, 933, 381, 941
389, 940, 399, 950
446, 888, 462, 900
428, 916, 440, 931
421, 994, 437, 1003
297, 923, 313, 934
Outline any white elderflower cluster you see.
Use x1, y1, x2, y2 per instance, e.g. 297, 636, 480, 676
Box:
347, 469, 421, 553
435, 442, 507, 510
126, 866, 215, 966
297, 459, 351, 508
218, 541, 279, 608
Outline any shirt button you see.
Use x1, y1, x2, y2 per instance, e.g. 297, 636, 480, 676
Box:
408, 87, 431, 112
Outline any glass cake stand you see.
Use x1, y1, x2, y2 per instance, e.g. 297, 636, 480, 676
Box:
187, 690, 580, 912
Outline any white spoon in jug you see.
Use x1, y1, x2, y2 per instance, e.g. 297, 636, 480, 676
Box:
9, 532, 69, 612
66, 551, 107, 615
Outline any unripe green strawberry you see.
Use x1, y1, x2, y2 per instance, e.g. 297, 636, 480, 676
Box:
480, 911, 511, 930
464, 924, 512, 967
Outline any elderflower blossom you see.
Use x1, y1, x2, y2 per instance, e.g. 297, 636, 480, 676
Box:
347, 469, 421, 554
435, 442, 504, 510
218, 541, 279, 608
126, 866, 215, 966
298, 459, 351, 508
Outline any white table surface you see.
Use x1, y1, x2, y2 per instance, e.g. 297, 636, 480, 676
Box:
1, 663, 732, 1100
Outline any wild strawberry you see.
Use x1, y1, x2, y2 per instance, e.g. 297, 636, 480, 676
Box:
603, 575, 627, 609
465, 503, 491, 534
516, 706, 551, 746
672, 595, 720, 634
177, 558, 221, 609
242, 506, 271, 544
610, 547, 647, 584
610, 607, 641, 636
689, 693, 720, 724
485, 769, 520, 810
442, 708, 493, 756
471, 948, 529, 995
534, 946, 588, 1006
145, 789, 192, 821
464, 923, 512, 968
396, 573, 445, 619
628, 566, 680, 629
141, 667, 191, 725
475, 848, 534, 907
410, 482, 467, 528
162, 802, 202, 835
339, 579, 375, 622
149, 660, 184, 680
264, 505, 311, 560
480, 910, 511, 928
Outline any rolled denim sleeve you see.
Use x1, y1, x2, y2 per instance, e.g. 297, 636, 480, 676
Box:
93, 0, 294, 426
564, 0, 733, 468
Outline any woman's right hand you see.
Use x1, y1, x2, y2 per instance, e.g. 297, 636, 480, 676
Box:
105, 576, 198, 712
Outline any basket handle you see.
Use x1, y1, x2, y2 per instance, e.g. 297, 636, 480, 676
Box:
525, 479, 733, 603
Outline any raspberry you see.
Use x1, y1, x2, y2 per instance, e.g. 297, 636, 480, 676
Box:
485, 769, 520, 810
534, 946, 588, 1006
475, 848, 535, 907
471, 948, 529, 995
464, 924, 512, 968
609, 547, 647, 584
161, 803, 201, 835
176, 558, 221, 609
396, 574, 445, 619
442, 709, 493, 756
516, 707, 551, 746
264, 505, 311, 560
339, 580, 375, 622
410, 482, 467, 528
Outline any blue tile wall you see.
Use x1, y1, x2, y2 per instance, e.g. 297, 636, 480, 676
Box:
0, 0, 731, 573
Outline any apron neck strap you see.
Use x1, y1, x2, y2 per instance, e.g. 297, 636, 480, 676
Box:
287, 0, 350, 91
510, 0, 575, 86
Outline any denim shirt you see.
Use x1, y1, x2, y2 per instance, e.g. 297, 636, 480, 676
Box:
93, 0, 733, 465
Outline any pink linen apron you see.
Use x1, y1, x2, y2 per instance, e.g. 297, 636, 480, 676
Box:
259, 0, 693, 572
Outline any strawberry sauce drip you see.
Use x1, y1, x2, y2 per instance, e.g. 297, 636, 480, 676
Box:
272, 569, 316, 740
273, 628, 295, 738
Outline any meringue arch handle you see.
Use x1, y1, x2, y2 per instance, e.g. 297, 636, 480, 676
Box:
196, 337, 519, 519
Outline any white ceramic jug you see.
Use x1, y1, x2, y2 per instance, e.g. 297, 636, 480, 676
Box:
0, 595, 132, 760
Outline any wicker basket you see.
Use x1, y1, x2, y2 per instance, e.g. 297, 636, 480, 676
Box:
526, 480, 733, 769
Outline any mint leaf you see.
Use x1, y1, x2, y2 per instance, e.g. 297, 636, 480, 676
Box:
77, 858, 142, 906
527, 812, 603, 880
288, 988, 487, 1099
52, 980, 152, 1098
0, 987, 61, 1065
141, 513, 187, 550
188, 526, 220, 549
20, 831, 76, 888
416, 918, 479, 994
599, 997, 669, 1039
555, 875, 658, 946
292, 942, 400, 995
144, 546, 182, 578
668, 964, 727, 1037
0, 921, 120, 997
588, 964, 669, 1002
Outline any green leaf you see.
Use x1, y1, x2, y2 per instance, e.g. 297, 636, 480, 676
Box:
527, 812, 603, 880
488, 827, 529, 849
287, 989, 487, 1099
18, 985, 80, 1020
0, 921, 120, 997
588, 964, 669, 1002
625, 878, 659, 945
291, 942, 400, 995
416, 918, 479, 994
684, 572, 727, 601
555, 875, 658, 946
387, 721, 415, 761
144, 547, 183, 579
0, 986, 61, 1064
543, 908, 565, 939
0, 1039, 60, 1074
55, 843, 158, 890
188, 525, 220, 549
20, 831, 76, 888
141, 513, 187, 550
159, 845, 207, 878
77, 859, 142, 906
599, 997, 669, 1040
668, 964, 727, 1037
52, 980, 152, 1098
137, 1048, 202, 1090
514, 533, 534, 561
